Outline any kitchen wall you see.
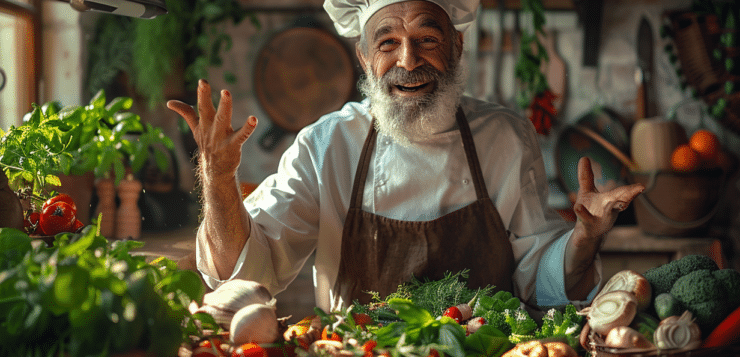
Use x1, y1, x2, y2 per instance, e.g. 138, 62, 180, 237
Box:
41, 0, 740, 270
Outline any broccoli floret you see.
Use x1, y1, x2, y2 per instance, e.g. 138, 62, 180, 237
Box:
483, 310, 511, 336
670, 269, 733, 336
644, 255, 719, 297
674, 254, 719, 275
689, 300, 732, 334
643, 260, 682, 295
712, 269, 740, 308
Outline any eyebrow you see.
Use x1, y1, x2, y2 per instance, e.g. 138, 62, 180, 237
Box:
372, 17, 445, 43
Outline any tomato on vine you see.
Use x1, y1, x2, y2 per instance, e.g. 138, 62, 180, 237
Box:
43, 193, 77, 216
39, 201, 76, 235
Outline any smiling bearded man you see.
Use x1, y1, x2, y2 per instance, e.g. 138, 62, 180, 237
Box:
358, 53, 465, 145
167, 0, 645, 315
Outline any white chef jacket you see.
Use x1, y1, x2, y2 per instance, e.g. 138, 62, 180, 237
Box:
196, 95, 601, 312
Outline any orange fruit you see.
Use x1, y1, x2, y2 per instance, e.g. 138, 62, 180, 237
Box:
689, 129, 721, 165
671, 144, 701, 172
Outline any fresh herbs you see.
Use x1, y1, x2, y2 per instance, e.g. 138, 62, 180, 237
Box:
0, 90, 174, 202
86, 0, 259, 108
0, 220, 212, 356
340, 271, 585, 355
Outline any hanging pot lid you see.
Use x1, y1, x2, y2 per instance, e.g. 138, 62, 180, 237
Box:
253, 27, 355, 135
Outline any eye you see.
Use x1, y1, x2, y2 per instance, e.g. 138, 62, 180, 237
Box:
417, 37, 440, 49
378, 39, 398, 51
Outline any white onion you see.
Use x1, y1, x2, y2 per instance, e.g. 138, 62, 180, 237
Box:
597, 270, 652, 312
654, 311, 702, 351
587, 290, 638, 335
230, 303, 279, 345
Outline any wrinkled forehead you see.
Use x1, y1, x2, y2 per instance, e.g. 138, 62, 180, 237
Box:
364, 1, 452, 38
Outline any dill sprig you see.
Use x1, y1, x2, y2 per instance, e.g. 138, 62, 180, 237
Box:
352, 270, 499, 321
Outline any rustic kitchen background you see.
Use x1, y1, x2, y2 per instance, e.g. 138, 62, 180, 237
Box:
2, 0, 739, 316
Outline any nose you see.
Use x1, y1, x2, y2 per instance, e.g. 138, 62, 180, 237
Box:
396, 40, 423, 71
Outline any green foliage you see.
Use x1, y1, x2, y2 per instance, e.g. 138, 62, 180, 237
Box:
0, 90, 174, 198
86, 0, 260, 108
0, 221, 211, 356
514, 0, 549, 110
535, 304, 584, 350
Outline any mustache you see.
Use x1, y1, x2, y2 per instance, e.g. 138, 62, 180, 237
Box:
380, 65, 443, 86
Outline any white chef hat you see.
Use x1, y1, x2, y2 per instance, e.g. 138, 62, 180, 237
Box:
324, 0, 480, 38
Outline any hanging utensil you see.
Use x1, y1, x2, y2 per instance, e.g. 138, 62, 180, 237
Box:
636, 16, 655, 120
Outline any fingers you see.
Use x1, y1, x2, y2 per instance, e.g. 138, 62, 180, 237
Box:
198, 79, 216, 124
577, 157, 596, 193
215, 89, 233, 128
608, 183, 645, 212
167, 100, 198, 132
232, 116, 258, 145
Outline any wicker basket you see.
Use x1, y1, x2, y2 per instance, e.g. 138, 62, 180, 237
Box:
631, 169, 725, 237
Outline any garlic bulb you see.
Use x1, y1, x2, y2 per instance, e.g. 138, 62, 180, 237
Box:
195, 279, 274, 329
586, 290, 638, 335
230, 303, 279, 345
596, 270, 652, 312
654, 310, 702, 351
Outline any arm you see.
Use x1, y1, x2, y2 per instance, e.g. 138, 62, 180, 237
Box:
565, 157, 644, 300
167, 80, 258, 280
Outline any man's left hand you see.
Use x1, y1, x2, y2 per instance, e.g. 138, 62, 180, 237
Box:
565, 156, 644, 300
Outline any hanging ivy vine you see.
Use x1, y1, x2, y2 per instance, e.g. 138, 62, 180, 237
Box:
85, 0, 259, 108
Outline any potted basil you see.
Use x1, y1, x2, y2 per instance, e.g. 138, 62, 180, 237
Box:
0, 90, 174, 235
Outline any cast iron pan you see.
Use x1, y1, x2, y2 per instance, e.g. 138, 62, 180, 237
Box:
254, 27, 355, 151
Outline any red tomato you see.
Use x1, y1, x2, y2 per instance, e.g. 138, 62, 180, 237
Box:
23, 212, 40, 235
232, 343, 268, 357
39, 201, 76, 235
43, 193, 77, 216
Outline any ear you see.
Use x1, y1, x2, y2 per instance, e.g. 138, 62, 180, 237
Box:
355, 42, 368, 73
454, 31, 464, 60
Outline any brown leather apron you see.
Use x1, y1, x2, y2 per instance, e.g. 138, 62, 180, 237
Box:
333, 108, 516, 306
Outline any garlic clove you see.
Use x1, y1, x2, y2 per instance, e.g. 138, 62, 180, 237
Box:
230, 303, 280, 345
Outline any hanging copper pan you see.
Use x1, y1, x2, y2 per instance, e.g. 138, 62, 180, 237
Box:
254, 26, 355, 151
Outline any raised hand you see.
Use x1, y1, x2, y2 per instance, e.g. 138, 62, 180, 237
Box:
572, 156, 644, 241
166, 79, 258, 180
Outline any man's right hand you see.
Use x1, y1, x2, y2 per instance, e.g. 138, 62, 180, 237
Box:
166, 79, 257, 181
166, 79, 258, 280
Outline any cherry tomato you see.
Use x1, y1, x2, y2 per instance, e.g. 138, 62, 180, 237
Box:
43, 193, 77, 216
39, 201, 76, 235
232, 343, 267, 357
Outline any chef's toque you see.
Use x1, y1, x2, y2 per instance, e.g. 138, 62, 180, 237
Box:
323, 0, 480, 38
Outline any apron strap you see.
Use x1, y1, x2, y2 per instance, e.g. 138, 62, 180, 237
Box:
348, 121, 378, 209
455, 107, 490, 200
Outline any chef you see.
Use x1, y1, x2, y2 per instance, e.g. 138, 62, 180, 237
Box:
167, 0, 644, 312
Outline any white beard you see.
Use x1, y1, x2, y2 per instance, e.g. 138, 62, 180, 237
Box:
358, 61, 466, 146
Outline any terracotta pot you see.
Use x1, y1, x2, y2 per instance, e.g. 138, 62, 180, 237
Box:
57, 172, 96, 225
0, 170, 24, 230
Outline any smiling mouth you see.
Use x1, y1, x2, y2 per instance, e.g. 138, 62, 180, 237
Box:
394, 82, 432, 93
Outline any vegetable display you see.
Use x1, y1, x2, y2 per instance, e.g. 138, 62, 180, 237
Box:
580, 255, 740, 355
0, 222, 207, 356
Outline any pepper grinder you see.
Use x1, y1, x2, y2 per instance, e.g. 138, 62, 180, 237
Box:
94, 177, 116, 238
116, 173, 142, 239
